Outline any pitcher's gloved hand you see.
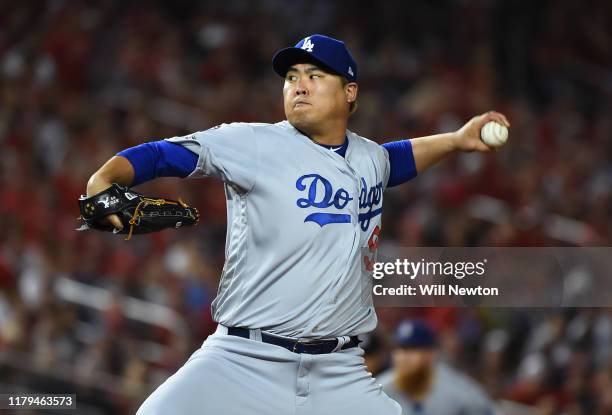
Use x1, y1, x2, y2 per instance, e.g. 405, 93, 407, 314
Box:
78, 183, 199, 240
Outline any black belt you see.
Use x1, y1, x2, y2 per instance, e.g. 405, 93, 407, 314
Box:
226, 327, 360, 355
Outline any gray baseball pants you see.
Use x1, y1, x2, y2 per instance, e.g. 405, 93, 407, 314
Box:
136, 325, 402, 414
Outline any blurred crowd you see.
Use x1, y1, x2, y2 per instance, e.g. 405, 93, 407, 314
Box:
0, 0, 611, 414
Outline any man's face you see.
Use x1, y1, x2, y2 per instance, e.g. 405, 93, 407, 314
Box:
393, 348, 435, 377
392, 348, 436, 398
283, 63, 357, 132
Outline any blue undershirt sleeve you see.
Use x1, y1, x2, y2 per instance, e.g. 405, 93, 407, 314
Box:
117, 140, 199, 186
382, 139, 417, 188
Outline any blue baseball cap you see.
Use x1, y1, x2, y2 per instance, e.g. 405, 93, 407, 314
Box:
394, 320, 437, 349
272, 34, 358, 82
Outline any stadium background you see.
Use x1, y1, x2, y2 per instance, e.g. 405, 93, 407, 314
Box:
0, 0, 610, 414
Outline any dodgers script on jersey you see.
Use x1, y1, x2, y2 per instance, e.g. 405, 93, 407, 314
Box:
168, 121, 390, 339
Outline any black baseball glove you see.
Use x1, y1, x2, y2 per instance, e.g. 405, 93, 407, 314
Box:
78, 183, 199, 240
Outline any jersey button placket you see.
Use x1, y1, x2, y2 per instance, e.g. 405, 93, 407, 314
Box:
347, 164, 362, 236
343, 166, 363, 303
331, 166, 361, 304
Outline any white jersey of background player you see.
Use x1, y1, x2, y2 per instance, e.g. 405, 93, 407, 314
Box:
86, 34, 509, 414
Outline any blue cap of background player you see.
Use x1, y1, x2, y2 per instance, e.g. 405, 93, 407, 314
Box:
394, 320, 437, 349
272, 34, 358, 82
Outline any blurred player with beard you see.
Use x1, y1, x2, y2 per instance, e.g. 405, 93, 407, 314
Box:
378, 321, 495, 415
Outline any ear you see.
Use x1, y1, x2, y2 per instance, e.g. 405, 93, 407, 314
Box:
345, 82, 358, 103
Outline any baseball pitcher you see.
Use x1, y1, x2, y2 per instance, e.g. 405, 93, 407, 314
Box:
81, 34, 509, 414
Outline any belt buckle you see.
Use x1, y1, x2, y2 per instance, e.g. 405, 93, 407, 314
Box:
292, 337, 331, 353
292, 338, 305, 353
292, 337, 320, 352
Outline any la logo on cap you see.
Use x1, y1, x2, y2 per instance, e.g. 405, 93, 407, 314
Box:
301, 37, 314, 52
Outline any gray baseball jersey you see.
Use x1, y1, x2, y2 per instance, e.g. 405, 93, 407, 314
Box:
168, 120, 389, 339
378, 361, 495, 415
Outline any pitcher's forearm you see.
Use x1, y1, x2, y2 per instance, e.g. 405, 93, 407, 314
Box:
410, 132, 458, 173
86, 156, 135, 196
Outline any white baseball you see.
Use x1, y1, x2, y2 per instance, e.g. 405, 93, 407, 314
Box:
480, 121, 508, 147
